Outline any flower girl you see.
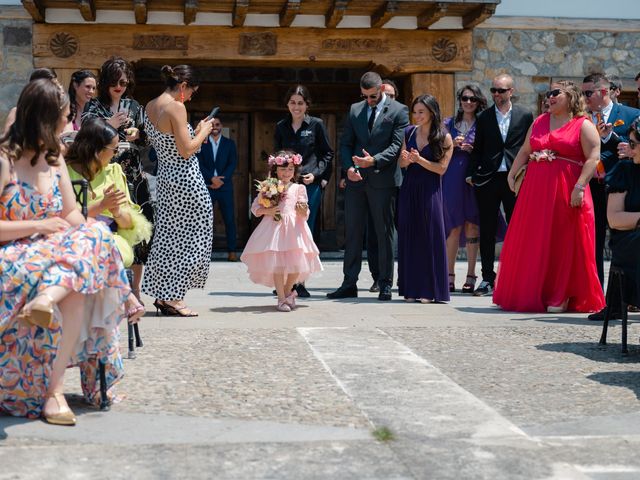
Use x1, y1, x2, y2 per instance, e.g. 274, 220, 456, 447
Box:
241, 151, 322, 311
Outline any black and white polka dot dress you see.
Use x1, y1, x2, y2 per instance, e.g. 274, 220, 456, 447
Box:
142, 116, 213, 301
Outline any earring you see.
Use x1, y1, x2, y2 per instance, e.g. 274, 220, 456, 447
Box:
180, 91, 185, 103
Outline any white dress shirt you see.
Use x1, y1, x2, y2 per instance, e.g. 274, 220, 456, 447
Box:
495, 104, 513, 172
210, 135, 220, 176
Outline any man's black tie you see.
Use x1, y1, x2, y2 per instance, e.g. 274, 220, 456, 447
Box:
368, 105, 377, 132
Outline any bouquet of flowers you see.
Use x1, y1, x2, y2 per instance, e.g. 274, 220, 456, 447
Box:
255, 177, 286, 221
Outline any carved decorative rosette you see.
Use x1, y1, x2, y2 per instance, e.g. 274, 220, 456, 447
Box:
431, 37, 457, 63
49, 32, 78, 58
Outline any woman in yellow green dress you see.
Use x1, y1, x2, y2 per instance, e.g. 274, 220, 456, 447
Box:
66, 117, 152, 317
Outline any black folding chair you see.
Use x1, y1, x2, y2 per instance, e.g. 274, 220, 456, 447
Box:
71, 179, 143, 410
599, 265, 630, 355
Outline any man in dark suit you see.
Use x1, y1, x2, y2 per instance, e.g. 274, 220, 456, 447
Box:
581, 73, 640, 320
327, 71, 409, 301
467, 73, 533, 296
197, 116, 239, 261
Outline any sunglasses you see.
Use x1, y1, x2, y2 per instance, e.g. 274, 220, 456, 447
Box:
545, 89, 562, 99
103, 145, 119, 152
490, 87, 511, 94
582, 88, 606, 98
460, 95, 479, 103
361, 93, 380, 100
110, 80, 129, 88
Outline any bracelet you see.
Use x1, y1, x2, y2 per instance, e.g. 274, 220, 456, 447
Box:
574, 183, 586, 191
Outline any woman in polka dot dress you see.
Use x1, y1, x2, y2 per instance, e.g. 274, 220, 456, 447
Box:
142, 65, 214, 316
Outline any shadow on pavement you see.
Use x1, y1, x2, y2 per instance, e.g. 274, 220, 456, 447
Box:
536, 341, 640, 363
587, 371, 640, 399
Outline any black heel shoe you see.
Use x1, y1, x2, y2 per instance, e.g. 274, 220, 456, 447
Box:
461, 275, 477, 294
155, 300, 198, 317
448, 273, 455, 293
154, 299, 174, 316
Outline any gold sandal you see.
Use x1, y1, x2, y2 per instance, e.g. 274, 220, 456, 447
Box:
18, 293, 55, 328
42, 392, 76, 426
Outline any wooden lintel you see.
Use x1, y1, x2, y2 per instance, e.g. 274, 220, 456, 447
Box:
370, 1, 398, 29
325, 0, 349, 28
462, 4, 496, 29
417, 2, 448, 29
279, 0, 301, 28
78, 0, 96, 22
33, 24, 472, 75
232, 0, 250, 28
21, 0, 45, 22
184, 0, 198, 25
134, 0, 148, 25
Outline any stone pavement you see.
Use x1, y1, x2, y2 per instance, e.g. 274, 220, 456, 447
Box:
2, 260, 640, 479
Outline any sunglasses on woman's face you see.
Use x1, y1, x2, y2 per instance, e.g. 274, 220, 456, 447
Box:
110, 80, 129, 88
545, 89, 562, 99
460, 95, 479, 103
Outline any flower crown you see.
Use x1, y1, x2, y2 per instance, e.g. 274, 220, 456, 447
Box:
268, 153, 302, 166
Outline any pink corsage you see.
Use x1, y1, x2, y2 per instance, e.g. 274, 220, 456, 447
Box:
529, 149, 556, 162
268, 153, 303, 166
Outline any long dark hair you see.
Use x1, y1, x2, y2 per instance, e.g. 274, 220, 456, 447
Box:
453, 84, 487, 124
97, 56, 134, 104
411, 94, 450, 162
160, 64, 199, 90
65, 117, 119, 182
0, 79, 69, 166
284, 85, 312, 108
68, 69, 96, 122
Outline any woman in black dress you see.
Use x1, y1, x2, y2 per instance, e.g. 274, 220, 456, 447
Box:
274, 85, 334, 297
82, 56, 153, 304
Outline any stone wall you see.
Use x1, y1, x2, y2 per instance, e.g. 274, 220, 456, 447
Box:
455, 28, 640, 113
0, 10, 32, 126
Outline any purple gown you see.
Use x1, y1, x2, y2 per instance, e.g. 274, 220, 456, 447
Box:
397, 126, 449, 302
443, 117, 507, 245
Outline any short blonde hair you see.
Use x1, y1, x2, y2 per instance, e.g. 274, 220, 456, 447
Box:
552, 80, 588, 118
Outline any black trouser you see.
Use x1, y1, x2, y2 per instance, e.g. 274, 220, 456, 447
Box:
343, 184, 396, 289
475, 172, 516, 285
590, 178, 607, 287
366, 211, 379, 282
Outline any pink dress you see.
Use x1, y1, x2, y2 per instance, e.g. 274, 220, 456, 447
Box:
241, 183, 322, 287
493, 114, 605, 312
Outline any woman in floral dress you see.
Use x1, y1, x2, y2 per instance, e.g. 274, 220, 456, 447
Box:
0, 79, 138, 425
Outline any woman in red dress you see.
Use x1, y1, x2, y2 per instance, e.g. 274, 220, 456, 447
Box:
493, 81, 605, 313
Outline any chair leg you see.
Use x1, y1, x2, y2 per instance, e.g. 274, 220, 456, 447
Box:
98, 360, 110, 411
599, 272, 616, 345
127, 322, 136, 359
618, 269, 629, 355
134, 323, 143, 348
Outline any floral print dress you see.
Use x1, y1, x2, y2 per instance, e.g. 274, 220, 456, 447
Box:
0, 170, 130, 418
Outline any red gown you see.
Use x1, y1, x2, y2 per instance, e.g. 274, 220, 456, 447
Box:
493, 114, 605, 312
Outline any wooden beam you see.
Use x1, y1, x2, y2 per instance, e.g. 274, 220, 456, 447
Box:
462, 4, 496, 29
232, 0, 249, 27
21, 0, 45, 22
417, 2, 448, 29
78, 0, 96, 22
184, 0, 198, 25
325, 0, 349, 28
370, 1, 398, 29
134, 0, 147, 25
279, 0, 301, 28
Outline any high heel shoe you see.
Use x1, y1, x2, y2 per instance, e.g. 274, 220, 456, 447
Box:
448, 273, 455, 293
461, 275, 477, 294
154, 300, 198, 317
18, 293, 55, 328
547, 299, 569, 314
42, 392, 76, 426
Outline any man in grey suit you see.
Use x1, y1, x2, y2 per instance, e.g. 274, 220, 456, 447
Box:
327, 72, 409, 301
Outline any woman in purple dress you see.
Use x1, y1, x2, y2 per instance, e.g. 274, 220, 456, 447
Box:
397, 95, 453, 303
442, 85, 487, 294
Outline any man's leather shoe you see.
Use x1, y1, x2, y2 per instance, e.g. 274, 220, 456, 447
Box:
378, 285, 392, 301
369, 280, 379, 293
295, 283, 311, 298
326, 286, 358, 299
588, 307, 622, 321
228, 252, 238, 262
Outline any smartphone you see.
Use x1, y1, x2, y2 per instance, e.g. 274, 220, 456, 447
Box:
207, 106, 220, 120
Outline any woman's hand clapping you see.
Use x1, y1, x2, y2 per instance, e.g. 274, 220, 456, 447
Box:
100, 184, 127, 215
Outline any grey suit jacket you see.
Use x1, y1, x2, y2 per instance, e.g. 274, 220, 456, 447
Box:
340, 97, 410, 189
